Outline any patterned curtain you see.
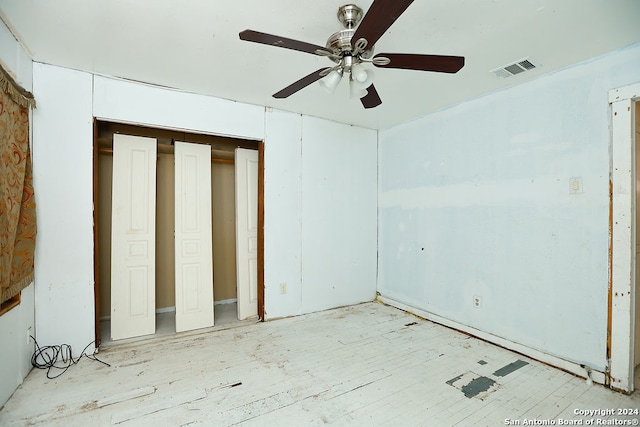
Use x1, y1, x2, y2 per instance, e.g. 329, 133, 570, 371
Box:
0, 65, 36, 305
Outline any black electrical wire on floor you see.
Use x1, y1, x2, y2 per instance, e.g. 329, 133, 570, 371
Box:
29, 335, 111, 379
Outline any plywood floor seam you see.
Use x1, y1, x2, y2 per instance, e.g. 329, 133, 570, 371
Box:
1, 302, 638, 426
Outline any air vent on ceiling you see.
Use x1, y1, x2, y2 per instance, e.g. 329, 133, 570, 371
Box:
491, 57, 539, 78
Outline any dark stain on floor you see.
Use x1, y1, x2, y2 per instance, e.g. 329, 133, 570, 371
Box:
460, 376, 496, 398
493, 359, 528, 377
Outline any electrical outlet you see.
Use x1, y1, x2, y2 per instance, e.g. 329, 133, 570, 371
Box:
473, 296, 482, 309
279, 283, 287, 294
27, 326, 32, 340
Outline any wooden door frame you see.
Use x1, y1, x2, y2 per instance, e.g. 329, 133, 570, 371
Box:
258, 141, 265, 320
609, 82, 639, 393
92, 118, 101, 346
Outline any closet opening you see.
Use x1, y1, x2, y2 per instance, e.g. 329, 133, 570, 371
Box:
93, 120, 263, 345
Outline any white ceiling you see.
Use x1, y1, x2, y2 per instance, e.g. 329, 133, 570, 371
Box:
1, 0, 639, 130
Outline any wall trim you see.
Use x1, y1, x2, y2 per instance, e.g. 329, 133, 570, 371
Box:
100, 305, 177, 321
608, 81, 640, 393
377, 295, 606, 387
215, 298, 237, 305
609, 82, 640, 104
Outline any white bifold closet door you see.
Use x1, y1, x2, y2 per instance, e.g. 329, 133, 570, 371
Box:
235, 148, 259, 320
174, 141, 214, 332
111, 134, 157, 341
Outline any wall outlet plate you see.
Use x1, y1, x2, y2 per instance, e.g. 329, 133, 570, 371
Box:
473, 296, 482, 308
569, 177, 583, 194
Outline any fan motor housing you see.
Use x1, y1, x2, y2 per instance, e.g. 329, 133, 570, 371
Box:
324, 4, 373, 63
325, 29, 373, 62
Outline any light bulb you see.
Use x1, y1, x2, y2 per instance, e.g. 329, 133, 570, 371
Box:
349, 66, 374, 99
352, 64, 368, 83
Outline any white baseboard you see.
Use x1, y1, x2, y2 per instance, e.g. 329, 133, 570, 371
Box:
101, 305, 177, 321
100, 301, 237, 321
215, 298, 237, 305
377, 295, 606, 386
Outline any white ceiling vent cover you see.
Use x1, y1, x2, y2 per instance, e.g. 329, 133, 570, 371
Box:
491, 58, 539, 78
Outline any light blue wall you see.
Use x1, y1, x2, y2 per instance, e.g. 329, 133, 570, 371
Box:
299, 116, 378, 313
378, 43, 640, 371
263, 110, 379, 319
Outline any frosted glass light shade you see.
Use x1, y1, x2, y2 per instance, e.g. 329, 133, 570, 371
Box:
349, 66, 374, 99
350, 79, 368, 99
319, 69, 343, 93
352, 64, 369, 83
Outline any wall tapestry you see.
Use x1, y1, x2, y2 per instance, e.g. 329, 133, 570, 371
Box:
0, 65, 36, 305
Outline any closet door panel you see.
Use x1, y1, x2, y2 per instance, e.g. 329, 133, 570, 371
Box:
111, 134, 157, 340
174, 141, 214, 332
235, 148, 259, 320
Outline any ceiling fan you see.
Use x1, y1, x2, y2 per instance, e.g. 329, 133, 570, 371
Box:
239, 0, 465, 109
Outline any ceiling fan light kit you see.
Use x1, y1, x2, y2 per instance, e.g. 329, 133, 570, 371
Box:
351, 63, 369, 83
239, 0, 465, 109
319, 68, 344, 94
349, 65, 374, 99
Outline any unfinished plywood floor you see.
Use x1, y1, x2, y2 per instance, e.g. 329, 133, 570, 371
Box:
1, 302, 638, 426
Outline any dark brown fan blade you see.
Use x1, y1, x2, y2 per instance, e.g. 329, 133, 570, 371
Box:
360, 84, 382, 109
352, 0, 415, 49
273, 68, 332, 99
373, 53, 465, 73
239, 30, 333, 56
